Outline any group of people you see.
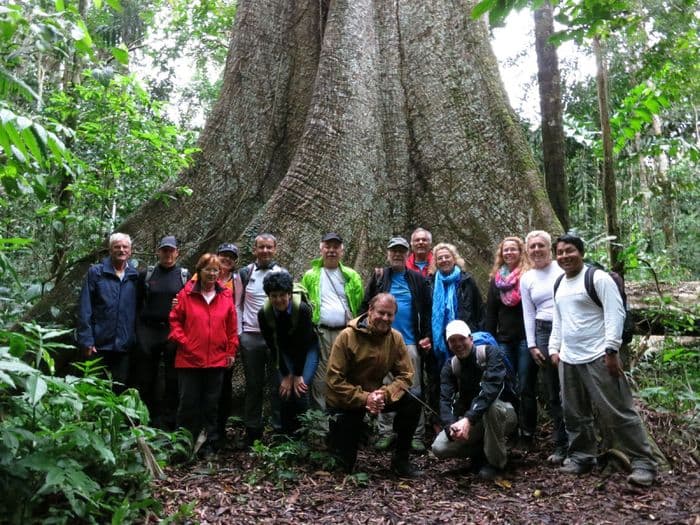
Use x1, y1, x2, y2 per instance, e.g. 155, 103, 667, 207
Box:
76, 228, 657, 485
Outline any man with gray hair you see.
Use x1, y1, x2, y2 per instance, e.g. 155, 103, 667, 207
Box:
77, 232, 139, 392
301, 232, 364, 412
239, 233, 286, 446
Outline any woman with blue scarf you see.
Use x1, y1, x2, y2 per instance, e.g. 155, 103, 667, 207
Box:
426, 243, 483, 431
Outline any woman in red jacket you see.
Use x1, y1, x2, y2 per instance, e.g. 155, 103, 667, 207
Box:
169, 253, 238, 455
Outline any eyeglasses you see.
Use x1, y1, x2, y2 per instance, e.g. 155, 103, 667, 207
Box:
202, 268, 220, 274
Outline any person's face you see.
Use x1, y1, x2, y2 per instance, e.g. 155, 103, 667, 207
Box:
502, 240, 521, 268
387, 247, 409, 271
269, 290, 291, 312
556, 241, 584, 277
435, 248, 456, 274
200, 263, 221, 286
218, 251, 238, 274
254, 238, 277, 265
157, 247, 178, 268
447, 335, 473, 359
411, 231, 432, 258
527, 236, 551, 269
110, 240, 132, 266
367, 297, 396, 334
320, 240, 343, 269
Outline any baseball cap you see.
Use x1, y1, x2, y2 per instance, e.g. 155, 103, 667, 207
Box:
321, 232, 343, 243
217, 243, 239, 256
445, 320, 472, 340
387, 236, 410, 250
158, 236, 178, 249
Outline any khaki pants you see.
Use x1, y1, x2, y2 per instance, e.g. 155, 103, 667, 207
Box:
311, 326, 343, 412
431, 399, 517, 469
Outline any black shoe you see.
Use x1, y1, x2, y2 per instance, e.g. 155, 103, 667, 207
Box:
391, 457, 423, 478
478, 463, 502, 480
245, 427, 263, 449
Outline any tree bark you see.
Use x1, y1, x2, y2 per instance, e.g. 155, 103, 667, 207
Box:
534, 1, 569, 231
29, 0, 559, 325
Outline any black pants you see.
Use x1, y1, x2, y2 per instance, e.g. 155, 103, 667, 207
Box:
95, 350, 130, 394
134, 322, 178, 429
177, 368, 225, 447
328, 394, 420, 472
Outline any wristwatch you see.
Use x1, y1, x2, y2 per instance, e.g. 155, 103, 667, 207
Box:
605, 347, 618, 355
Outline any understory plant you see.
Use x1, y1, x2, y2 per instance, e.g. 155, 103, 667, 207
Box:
0, 323, 190, 524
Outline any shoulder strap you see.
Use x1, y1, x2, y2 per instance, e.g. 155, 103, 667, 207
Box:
290, 293, 302, 332
553, 273, 564, 298
450, 355, 461, 376
584, 266, 602, 308
144, 265, 155, 291
475, 345, 488, 368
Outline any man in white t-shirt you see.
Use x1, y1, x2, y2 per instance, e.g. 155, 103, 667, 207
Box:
549, 234, 656, 487
301, 232, 363, 412
239, 233, 285, 446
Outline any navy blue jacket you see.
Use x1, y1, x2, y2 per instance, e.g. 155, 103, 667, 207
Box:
77, 257, 138, 352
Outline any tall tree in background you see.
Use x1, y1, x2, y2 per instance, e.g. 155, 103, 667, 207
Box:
29, 0, 559, 323
534, 0, 568, 231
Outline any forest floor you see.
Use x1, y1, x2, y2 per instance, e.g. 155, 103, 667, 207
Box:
154, 408, 699, 524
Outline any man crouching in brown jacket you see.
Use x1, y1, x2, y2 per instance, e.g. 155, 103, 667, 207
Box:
326, 293, 422, 477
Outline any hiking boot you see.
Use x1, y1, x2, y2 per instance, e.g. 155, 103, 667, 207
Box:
547, 447, 567, 465
411, 439, 426, 453
559, 460, 593, 475
627, 468, 655, 487
391, 457, 423, 478
375, 435, 395, 451
245, 427, 263, 449
478, 463, 502, 481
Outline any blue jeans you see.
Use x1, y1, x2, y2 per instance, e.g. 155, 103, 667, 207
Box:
499, 339, 536, 436
535, 320, 567, 448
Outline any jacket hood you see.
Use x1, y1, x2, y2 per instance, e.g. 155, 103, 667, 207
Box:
348, 313, 390, 338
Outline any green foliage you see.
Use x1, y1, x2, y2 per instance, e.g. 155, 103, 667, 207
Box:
248, 410, 337, 486
0, 324, 191, 523
633, 339, 699, 423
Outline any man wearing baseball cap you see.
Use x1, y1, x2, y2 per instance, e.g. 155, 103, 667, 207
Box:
430, 320, 518, 480
301, 232, 363, 413
134, 235, 191, 429
361, 235, 432, 452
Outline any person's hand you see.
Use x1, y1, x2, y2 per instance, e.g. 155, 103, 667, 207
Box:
293, 376, 308, 397
418, 337, 432, 352
225, 355, 235, 369
83, 346, 97, 358
605, 353, 623, 378
171, 297, 179, 309
279, 375, 293, 399
550, 352, 560, 367
530, 346, 546, 367
365, 390, 385, 415
449, 417, 471, 441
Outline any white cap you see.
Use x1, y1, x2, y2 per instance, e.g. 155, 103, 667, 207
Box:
445, 320, 471, 340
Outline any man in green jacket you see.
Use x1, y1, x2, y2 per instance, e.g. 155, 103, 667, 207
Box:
301, 232, 363, 412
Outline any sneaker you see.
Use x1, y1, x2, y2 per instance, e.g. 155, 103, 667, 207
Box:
547, 447, 567, 465
411, 439, 426, 453
391, 457, 423, 478
375, 435, 395, 451
627, 468, 655, 487
478, 463, 502, 480
559, 460, 593, 475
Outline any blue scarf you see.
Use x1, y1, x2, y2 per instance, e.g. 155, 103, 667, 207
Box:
432, 266, 461, 368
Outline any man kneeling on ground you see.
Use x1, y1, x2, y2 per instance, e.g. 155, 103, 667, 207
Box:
431, 320, 517, 480
326, 293, 422, 477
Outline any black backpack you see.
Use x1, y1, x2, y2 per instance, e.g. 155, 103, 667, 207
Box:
553, 265, 634, 345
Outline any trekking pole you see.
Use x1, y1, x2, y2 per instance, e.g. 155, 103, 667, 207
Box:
400, 386, 456, 442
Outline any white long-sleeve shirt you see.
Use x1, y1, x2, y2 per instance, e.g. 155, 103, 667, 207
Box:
520, 261, 564, 348
549, 266, 624, 364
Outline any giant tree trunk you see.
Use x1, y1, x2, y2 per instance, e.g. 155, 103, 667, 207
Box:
534, 1, 569, 231
29, 0, 559, 325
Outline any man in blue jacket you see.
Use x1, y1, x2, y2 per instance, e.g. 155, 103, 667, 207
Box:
77, 232, 138, 392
